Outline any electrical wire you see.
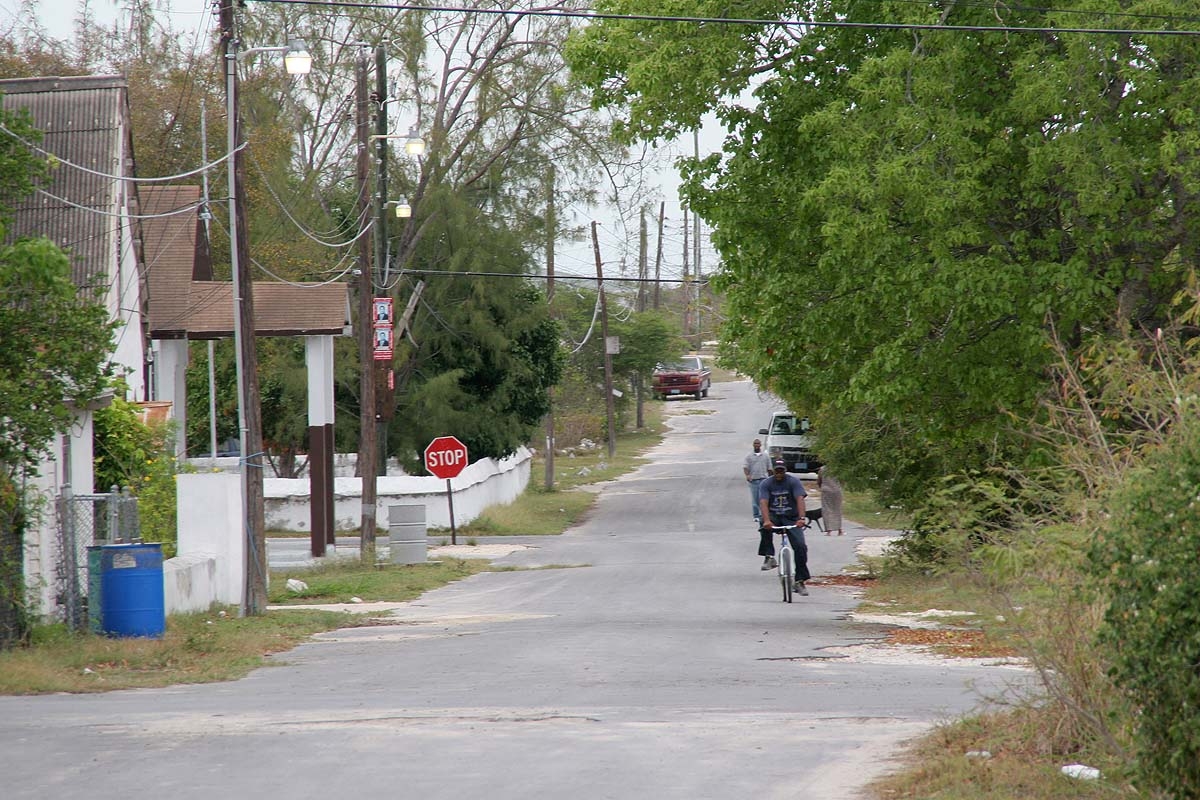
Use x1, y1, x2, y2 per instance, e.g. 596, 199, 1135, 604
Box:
245, 134, 374, 247
0, 121, 245, 183
259, 0, 1200, 38
399, 267, 708, 284
31, 187, 209, 220
208, 214, 365, 287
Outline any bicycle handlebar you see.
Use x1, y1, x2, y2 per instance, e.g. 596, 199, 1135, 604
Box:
759, 523, 809, 534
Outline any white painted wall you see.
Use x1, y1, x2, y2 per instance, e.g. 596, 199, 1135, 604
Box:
161, 449, 530, 614
24, 411, 99, 622
175, 472, 246, 608
163, 554, 218, 614
262, 447, 532, 532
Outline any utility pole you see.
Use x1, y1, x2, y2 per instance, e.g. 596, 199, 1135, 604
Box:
373, 44, 393, 478
694, 128, 702, 347
635, 206, 647, 429
637, 206, 648, 312
355, 51, 378, 559
220, 0, 267, 615
592, 222, 616, 460
682, 206, 692, 341
543, 165, 556, 490
653, 201, 664, 311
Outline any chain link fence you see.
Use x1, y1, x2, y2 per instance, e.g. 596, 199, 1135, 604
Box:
55, 487, 139, 632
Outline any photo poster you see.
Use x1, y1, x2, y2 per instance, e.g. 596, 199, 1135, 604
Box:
373, 297, 393, 325
373, 297, 394, 360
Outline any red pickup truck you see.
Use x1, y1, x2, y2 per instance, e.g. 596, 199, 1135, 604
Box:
652, 355, 711, 400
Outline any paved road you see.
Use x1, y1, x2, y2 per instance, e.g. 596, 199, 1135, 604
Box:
1, 380, 1030, 799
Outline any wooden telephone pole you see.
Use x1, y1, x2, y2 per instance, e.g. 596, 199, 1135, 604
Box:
355, 51, 378, 558
592, 222, 616, 459
219, 0, 267, 614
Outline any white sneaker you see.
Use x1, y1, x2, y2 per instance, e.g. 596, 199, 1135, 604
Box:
761, 557, 777, 571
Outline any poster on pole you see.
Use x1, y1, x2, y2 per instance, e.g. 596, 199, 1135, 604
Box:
373, 325, 393, 360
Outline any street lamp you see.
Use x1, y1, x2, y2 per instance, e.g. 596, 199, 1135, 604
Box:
370, 127, 426, 157
403, 126, 426, 156
223, 28, 311, 614
392, 197, 412, 218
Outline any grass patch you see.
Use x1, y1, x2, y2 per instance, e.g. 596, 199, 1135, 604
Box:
868, 707, 1126, 799
860, 569, 1000, 618
446, 487, 596, 537
856, 561, 1124, 796
0, 608, 371, 694
844, 488, 912, 530
268, 557, 489, 604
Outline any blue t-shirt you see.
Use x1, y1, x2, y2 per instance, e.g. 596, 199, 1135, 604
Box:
757, 473, 807, 520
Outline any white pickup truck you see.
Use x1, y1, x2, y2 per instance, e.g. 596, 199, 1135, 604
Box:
758, 411, 821, 473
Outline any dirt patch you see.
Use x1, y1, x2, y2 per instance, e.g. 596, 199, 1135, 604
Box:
809, 574, 878, 588
885, 627, 1018, 659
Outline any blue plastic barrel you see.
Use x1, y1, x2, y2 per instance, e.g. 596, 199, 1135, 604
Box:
100, 543, 165, 638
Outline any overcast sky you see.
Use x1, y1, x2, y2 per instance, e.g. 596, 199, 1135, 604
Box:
12, 0, 214, 45
5, 0, 723, 281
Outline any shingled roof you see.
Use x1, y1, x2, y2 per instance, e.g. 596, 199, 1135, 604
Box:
139, 185, 349, 339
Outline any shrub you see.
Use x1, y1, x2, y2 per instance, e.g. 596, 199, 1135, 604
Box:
1091, 417, 1200, 798
93, 394, 179, 557
889, 470, 1019, 570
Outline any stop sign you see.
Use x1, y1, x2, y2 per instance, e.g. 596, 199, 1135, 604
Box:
424, 435, 469, 479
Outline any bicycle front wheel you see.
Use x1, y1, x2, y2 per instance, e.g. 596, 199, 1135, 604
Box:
780, 548, 794, 603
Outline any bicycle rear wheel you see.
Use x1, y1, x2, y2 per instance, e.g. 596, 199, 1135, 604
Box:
780, 547, 794, 603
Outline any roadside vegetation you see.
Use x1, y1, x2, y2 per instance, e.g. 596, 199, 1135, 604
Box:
566, 5, 1200, 796
851, 333, 1200, 798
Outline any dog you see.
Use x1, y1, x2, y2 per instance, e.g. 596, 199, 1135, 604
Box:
805, 507, 825, 533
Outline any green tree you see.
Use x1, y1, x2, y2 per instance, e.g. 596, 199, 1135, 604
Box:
0, 226, 117, 647
567, 0, 1200, 505
387, 188, 563, 470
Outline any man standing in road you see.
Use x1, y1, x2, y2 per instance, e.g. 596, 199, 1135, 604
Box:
743, 438, 771, 524
759, 459, 811, 594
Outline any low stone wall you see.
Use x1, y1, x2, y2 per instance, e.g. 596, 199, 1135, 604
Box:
163, 553, 218, 614
263, 447, 532, 531
162, 449, 530, 615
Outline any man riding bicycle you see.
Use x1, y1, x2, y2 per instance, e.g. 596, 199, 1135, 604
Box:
758, 459, 811, 595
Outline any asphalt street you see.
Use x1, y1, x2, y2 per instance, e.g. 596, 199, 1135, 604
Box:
0, 379, 1033, 799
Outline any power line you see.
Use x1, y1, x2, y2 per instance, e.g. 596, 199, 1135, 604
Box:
0, 121, 244, 183
259, 0, 1200, 37
402, 267, 707, 284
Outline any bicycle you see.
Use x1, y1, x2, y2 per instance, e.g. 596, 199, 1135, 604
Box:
761, 523, 809, 602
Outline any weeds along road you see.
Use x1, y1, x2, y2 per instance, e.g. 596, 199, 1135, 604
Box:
0, 379, 1033, 800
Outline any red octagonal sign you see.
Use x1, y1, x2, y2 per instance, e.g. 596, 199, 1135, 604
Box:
424, 435, 469, 479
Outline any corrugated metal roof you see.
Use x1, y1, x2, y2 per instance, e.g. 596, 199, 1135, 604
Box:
0, 75, 133, 301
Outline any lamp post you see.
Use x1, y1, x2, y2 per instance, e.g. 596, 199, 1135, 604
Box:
356, 49, 425, 556
221, 0, 310, 613
361, 42, 424, 533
